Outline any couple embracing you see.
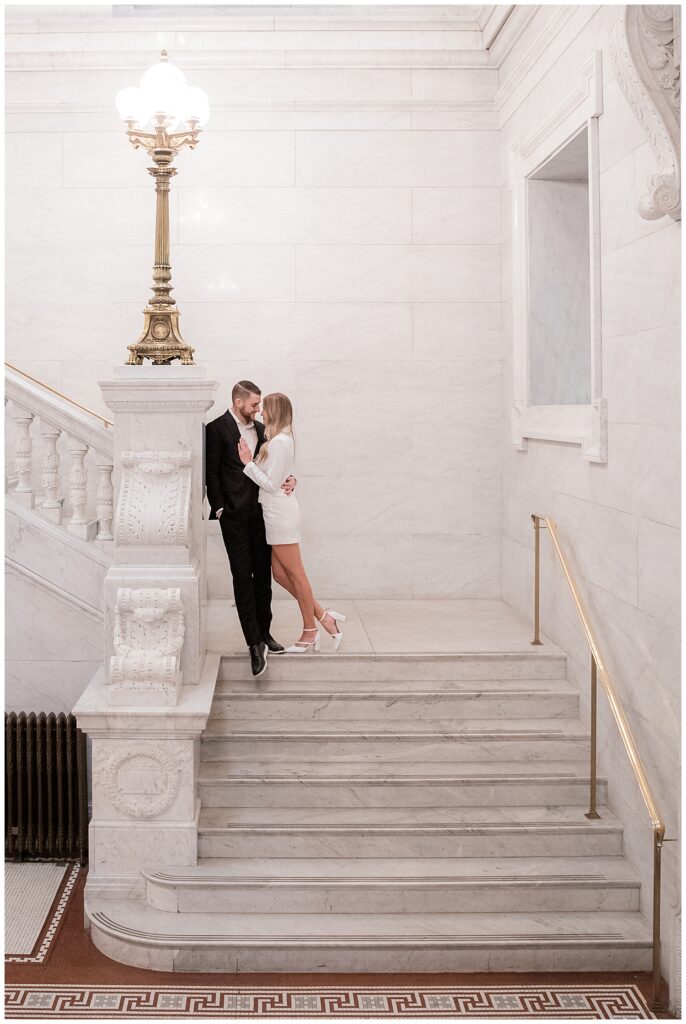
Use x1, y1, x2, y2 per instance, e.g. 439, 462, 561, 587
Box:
205, 380, 345, 677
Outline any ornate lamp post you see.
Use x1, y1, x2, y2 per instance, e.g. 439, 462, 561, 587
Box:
115, 52, 209, 366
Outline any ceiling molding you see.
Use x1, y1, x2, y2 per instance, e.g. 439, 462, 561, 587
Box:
6, 49, 493, 72
6, 97, 497, 116
481, 5, 515, 50
494, 6, 600, 117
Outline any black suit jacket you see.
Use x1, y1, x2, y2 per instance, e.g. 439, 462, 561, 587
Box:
205, 411, 266, 521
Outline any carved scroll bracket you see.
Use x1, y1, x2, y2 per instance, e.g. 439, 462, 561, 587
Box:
611, 5, 681, 221
115, 449, 191, 548
108, 586, 185, 705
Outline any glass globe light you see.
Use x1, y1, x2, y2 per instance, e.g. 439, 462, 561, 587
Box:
180, 86, 210, 127
115, 86, 150, 126
140, 55, 187, 122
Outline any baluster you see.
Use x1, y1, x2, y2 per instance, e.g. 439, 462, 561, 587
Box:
95, 462, 114, 542
39, 421, 64, 524
12, 407, 35, 508
66, 438, 97, 541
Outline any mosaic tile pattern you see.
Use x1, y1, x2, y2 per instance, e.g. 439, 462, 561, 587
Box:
5, 863, 80, 964
5, 984, 654, 1018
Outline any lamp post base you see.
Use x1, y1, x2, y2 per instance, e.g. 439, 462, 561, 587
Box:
126, 308, 195, 366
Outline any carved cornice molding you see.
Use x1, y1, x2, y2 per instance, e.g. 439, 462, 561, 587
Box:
611, 5, 681, 221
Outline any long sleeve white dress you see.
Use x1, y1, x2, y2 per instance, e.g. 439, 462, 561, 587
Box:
243, 432, 301, 544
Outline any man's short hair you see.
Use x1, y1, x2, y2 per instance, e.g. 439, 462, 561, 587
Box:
232, 380, 261, 403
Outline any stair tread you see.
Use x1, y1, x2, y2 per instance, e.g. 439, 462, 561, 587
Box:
199, 805, 622, 830
145, 855, 639, 885
221, 652, 567, 664
214, 679, 578, 696
203, 717, 588, 738
88, 901, 651, 945
199, 759, 605, 781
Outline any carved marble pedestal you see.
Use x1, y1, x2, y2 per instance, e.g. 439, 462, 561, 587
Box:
74, 365, 218, 901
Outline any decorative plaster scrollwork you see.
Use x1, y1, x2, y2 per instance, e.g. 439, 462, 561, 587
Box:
115, 450, 191, 546
93, 744, 190, 819
109, 587, 185, 702
611, 5, 681, 220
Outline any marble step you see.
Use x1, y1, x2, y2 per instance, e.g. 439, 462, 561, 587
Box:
86, 901, 652, 973
209, 682, 580, 722
201, 718, 589, 762
199, 759, 607, 808
197, 805, 623, 858
144, 855, 640, 915
219, 652, 568, 686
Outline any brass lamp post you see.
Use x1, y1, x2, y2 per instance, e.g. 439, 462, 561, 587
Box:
116, 52, 209, 365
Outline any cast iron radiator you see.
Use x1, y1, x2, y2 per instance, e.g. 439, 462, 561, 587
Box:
5, 712, 88, 864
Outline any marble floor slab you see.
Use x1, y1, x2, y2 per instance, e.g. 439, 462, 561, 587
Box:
205, 598, 561, 656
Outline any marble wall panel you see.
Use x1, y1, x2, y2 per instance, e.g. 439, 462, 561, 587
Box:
412, 302, 501, 361
410, 69, 498, 101
7, 187, 171, 247
636, 325, 681, 428
301, 532, 413, 598
549, 493, 639, 606
180, 301, 414, 364
637, 518, 680, 631
602, 334, 639, 425
9, 242, 151, 308
6, 568, 103, 663
598, 77, 650, 175
296, 244, 500, 303
6, 304, 145, 364
6, 660, 102, 715
411, 187, 500, 244
296, 131, 500, 187
173, 245, 296, 302
599, 153, 636, 255
6, 132, 62, 188
179, 187, 412, 245
602, 223, 680, 340
412, 534, 501, 598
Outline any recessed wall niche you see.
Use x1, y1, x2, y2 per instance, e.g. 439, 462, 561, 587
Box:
510, 52, 606, 463
527, 129, 591, 406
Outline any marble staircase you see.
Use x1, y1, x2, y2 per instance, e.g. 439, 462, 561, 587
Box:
87, 651, 652, 972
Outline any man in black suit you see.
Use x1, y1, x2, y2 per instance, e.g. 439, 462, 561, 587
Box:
205, 380, 292, 677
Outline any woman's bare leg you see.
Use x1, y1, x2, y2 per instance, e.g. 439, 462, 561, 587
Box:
271, 543, 321, 643
272, 548, 328, 625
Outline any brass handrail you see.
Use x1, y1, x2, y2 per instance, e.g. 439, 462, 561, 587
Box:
5, 362, 113, 428
530, 513, 666, 1010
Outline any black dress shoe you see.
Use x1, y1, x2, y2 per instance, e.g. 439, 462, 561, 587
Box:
249, 642, 268, 678
263, 633, 285, 654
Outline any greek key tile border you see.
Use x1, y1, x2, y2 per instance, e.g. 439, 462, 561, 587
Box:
5, 984, 654, 1018
5, 863, 80, 965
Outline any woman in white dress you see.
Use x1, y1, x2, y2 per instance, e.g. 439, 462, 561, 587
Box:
238, 392, 345, 654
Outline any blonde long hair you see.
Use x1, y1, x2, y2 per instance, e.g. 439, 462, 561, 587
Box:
256, 392, 294, 465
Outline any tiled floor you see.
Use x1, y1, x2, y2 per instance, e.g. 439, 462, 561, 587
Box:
5, 869, 664, 1019
5, 864, 70, 956
206, 598, 561, 656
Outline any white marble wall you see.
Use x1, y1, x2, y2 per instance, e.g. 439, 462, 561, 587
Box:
5, 5, 502, 600
500, 4, 680, 996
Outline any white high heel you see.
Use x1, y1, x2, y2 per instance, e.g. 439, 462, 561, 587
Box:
283, 626, 321, 654
318, 609, 346, 652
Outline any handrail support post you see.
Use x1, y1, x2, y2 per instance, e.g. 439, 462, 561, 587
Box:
530, 515, 545, 646
585, 655, 601, 820
650, 832, 665, 1012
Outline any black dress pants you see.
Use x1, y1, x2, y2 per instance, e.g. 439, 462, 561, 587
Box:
219, 509, 272, 648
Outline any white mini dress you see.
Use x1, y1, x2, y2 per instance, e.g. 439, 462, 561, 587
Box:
243, 432, 301, 545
